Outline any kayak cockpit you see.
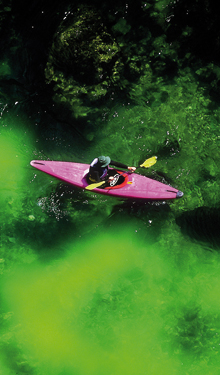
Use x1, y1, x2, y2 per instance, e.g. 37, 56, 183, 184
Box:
83, 169, 129, 190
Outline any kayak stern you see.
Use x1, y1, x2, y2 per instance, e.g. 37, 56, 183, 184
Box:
176, 190, 184, 198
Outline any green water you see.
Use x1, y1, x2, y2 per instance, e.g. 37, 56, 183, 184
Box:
1, 1, 220, 374
1, 72, 220, 375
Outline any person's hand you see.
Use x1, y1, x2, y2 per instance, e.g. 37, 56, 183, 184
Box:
128, 167, 136, 172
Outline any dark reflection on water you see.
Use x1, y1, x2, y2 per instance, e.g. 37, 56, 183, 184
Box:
176, 206, 220, 250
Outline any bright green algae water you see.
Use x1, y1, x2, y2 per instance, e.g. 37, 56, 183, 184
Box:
2, 234, 220, 375
2, 11, 220, 375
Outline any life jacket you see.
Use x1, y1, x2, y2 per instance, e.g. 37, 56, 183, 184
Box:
89, 158, 108, 181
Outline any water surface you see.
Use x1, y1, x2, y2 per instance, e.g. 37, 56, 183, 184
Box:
1, 1, 220, 374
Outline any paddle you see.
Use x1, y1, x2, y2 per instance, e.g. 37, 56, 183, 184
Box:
85, 156, 157, 190
139, 156, 157, 168
85, 181, 107, 190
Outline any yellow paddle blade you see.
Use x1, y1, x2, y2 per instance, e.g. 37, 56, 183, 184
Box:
140, 156, 157, 168
85, 181, 105, 190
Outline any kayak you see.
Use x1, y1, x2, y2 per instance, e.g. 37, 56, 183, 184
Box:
30, 160, 184, 200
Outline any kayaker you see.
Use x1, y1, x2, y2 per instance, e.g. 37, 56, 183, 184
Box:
89, 156, 136, 183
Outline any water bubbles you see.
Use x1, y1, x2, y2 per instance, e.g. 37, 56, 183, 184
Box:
37, 193, 68, 221
0, 103, 8, 117
63, 11, 71, 21
37, 197, 46, 207
165, 14, 174, 23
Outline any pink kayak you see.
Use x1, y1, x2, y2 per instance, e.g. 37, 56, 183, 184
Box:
30, 160, 183, 200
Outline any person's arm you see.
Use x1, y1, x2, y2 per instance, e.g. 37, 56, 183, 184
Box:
110, 160, 128, 169
110, 160, 136, 172
90, 158, 99, 167
89, 158, 101, 182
